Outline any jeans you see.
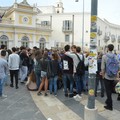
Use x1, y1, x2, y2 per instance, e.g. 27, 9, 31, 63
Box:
10, 70, 19, 87
95, 74, 104, 96
20, 66, 28, 82
62, 74, 74, 95
83, 71, 89, 91
104, 79, 114, 108
74, 74, 83, 95
35, 71, 41, 89
0, 78, 4, 96
49, 76, 58, 94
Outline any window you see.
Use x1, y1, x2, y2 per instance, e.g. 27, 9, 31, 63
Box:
21, 36, 29, 47
0, 35, 8, 48
41, 21, 50, 26
65, 35, 70, 42
39, 38, 46, 50
63, 20, 72, 31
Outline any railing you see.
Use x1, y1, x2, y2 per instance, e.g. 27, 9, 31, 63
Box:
104, 35, 110, 42
36, 23, 51, 29
0, 18, 14, 25
62, 27, 72, 32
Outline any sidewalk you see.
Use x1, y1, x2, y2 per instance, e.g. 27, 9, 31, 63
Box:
0, 84, 120, 120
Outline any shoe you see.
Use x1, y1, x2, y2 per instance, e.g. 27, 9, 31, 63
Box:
54, 94, 57, 97
104, 106, 113, 111
101, 94, 104, 98
16, 86, 19, 89
69, 94, 74, 98
44, 93, 48, 96
117, 96, 120, 101
10, 84, 14, 87
20, 81, 25, 84
37, 92, 42, 96
65, 93, 68, 97
0, 94, 7, 99
73, 94, 82, 101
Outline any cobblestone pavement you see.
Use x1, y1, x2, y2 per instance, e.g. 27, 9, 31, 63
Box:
0, 83, 120, 120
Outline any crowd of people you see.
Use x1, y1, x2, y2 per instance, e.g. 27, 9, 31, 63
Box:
0, 44, 120, 111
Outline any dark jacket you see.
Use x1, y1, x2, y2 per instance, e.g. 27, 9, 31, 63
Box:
50, 60, 61, 76
61, 54, 73, 74
40, 58, 50, 72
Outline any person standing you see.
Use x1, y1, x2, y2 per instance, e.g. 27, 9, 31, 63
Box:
8, 47, 20, 89
61, 45, 74, 97
0, 50, 9, 98
101, 44, 119, 111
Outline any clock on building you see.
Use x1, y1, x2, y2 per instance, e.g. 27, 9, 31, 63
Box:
23, 16, 29, 23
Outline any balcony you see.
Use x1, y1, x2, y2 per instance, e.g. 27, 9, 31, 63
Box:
36, 23, 51, 30
0, 18, 14, 25
62, 27, 72, 32
97, 29, 102, 36
104, 35, 110, 42
118, 36, 120, 43
111, 35, 116, 43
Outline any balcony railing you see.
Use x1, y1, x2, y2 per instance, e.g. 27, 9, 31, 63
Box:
104, 35, 110, 42
0, 18, 14, 25
97, 29, 102, 36
111, 35, 116, 43
36, 23, 51, 30
118, 36, 120, 43
62, 27, 72, 32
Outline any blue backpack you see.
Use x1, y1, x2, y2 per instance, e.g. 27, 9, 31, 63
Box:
106, 54, 119, 77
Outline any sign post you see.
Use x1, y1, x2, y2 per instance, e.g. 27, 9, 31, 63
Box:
84, 0, 98, 120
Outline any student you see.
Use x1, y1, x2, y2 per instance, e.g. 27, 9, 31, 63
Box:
101, 44, 119, 110
8, 47, 20, 89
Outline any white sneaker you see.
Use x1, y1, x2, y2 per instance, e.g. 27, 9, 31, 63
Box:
0, 94, 7, 99
73, 94, 82, 101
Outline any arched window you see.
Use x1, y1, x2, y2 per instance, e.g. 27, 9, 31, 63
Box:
21, 36, 29, 47
39, 38, 46, 50
0, 35, 9, 48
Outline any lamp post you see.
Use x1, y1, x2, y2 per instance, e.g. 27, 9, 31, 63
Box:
75, 0, 84, 51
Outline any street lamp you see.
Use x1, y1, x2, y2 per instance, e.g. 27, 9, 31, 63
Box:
75, 0, 84, 51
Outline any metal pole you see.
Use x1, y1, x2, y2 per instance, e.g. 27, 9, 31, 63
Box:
84, 0, 98, 119
82, 0, 84, 51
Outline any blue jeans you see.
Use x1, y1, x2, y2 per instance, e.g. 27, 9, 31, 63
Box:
0, 78, 4, 96
35, 71, 41, 89
49, 76, 58, 95
74, 74, 83, 95
62, 74, 74, 95
20, 66, 28, 82
83, 71, 89, 91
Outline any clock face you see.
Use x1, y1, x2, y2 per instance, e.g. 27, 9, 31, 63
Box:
23, 17, 29, 23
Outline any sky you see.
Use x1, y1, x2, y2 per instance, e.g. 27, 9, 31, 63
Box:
0, 0, 120, 25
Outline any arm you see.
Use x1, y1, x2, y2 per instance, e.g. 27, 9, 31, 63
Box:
101, 55, 106, 78
65, 52, 75, 59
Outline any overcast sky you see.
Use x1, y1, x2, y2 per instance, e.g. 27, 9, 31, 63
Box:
0, 0, 120, 25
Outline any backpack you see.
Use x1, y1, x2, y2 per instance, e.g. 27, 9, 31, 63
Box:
106, 54, 119, 77
75, 53, 85, 75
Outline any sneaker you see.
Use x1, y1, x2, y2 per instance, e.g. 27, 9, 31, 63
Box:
44, 93, 48, 96
104, 106, 113, 111
65, 93, 68, 97
69, 94, 74, 98
54, 94, 57, 97
0, 94, 7, 99
117, 96, 120, 101
37, 92, 42, 96
73, 94, 82, 101
10, 84, 14, 87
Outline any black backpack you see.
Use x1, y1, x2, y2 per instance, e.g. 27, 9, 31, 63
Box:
75, 53, 85, 75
